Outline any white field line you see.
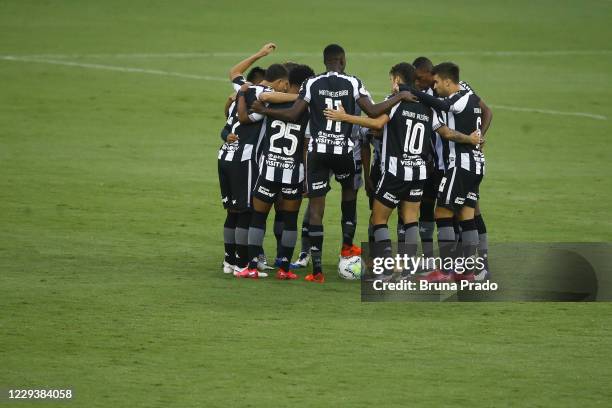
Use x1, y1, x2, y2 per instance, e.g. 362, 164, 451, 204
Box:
1, 50, 612, 59
1, 55, 607, 121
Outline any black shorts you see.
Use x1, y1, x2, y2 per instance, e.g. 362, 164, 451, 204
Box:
252, 177, 303, 204
368, 163, 382, 209
374, 172, 425, 209
218, 159, 257, 211
305, 152, 355, 197
423, 168, 444, 202
437, 167, 482, 211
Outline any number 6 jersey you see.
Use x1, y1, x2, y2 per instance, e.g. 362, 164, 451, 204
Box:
258, 101, 309, 185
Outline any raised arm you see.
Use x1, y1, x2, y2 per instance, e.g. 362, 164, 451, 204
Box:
324, 104, 389, 130
251, 99, 308, 123
259, 92, 299, 104
357, 91, 416, 118
229, 43, 276, 81
437, 125, 482, 145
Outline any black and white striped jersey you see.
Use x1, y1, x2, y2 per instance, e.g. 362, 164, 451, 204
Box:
381, 96, 439, 181
258, 101, 309, 184
299, 71, 371, 155
432, 90, 485, 175
218, 84, 270, 162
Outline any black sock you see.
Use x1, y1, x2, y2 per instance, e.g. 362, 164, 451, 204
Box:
436, 217, 455, 273
419, 201, 435, 259
475, 214, 489, 270
273, 210, 284, 259
309, 224, 324, 274
223, 212, 238, 265
279, 211, 299, 271
372, 224, 392, 274
460, 219, 479, 273
235, 211, 251, 268
247, 210, 268, 270
341, 199, 357, 246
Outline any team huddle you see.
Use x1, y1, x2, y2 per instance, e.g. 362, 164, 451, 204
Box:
217, 43, 492, 282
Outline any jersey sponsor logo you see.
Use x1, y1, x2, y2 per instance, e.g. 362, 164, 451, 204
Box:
335, 172, 350, 180
281, 187, 299, 195
257, 186, 276, 198
401, 157, 426, 167
410, 189, 423, 196
383, 191, 399, 205
312, 181, 328, 190
316, 131, 346, 145
265, 155, 296, 170
466, 192, 478, 201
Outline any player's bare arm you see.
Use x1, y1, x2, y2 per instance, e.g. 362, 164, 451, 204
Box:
361, 138, 373, 196
323, 104, 389, 130
224, 92, 237, 118
252, 98, 308, 123
259, 92, 299, 104
236, 83, 253, 124
228, 42, 276, 81
437, 125, 482, 145
357, 91, 416, 118
479, 98, 493, 137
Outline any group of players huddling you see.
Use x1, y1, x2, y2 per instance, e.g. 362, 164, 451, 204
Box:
218, 43, 492, 283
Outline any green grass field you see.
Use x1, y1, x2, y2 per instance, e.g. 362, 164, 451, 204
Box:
2, 1, 612, 406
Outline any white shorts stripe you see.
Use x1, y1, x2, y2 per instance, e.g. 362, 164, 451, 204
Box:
445, 167, 457, 205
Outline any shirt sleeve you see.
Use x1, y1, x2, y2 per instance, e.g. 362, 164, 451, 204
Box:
298, 78, 313, 103
431, 109, 445, 131
247, 86, 269, 122
232, 75, 246, 92
354, 78, 371, 101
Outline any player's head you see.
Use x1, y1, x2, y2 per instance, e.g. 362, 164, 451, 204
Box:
283, 61, 299, 73
264, 63, 289, 92
323, 44, 346, 72
246, 66, 266, 84
389, 62, 415, 91
413, 56, 434, 91
432, 62, 460, 97
288, 64, 315, 94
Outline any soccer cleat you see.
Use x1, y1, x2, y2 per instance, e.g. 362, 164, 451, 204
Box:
474, 269, 490, 281
236, 267, 259, 279
305, 272, 325, 283
290, 252, 310, 269
341, 244, 362, 258
276, 269, 298, 280
257, 254, 274, 271
419, 269, 453, 283
223, 261, 236, 274
274, 257, 283, 267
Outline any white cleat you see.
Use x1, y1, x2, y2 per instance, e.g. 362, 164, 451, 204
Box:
223, 261, 236, 274
257, 254, 275, 271
291, 252, 310, 269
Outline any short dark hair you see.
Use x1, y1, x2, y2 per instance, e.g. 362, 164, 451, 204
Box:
432, 62, 460, 83
389, 62, 416, 86
289, 64, 315, 87
413, 56, 433, 71
246, 66, 265, 83
264, 63, 289, 82
283, 61, 299, 73
323, 44, 345, 62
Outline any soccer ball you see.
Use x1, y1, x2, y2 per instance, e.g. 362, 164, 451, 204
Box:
338, 256, 362, 280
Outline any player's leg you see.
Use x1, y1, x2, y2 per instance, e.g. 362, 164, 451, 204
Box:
419, 168, 440, 260
219, 160, 238, 273
474, 201, 489, 272
334, 153, 360, 257
398, 180, 423, 275
435, 168, 459, 275
304, 152, 330, 282
456, 173, 482, 276
272, 199, 284, 265
292, 202, 311, 268
276, 194, 302, 279
244, 198, 273, 277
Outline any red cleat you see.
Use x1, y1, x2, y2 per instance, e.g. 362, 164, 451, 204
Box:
305, 272, 325, 283
341, 244, 362, 257
276, 269, 298, 280
419, 269, 452, 283
236, 267, 259, 279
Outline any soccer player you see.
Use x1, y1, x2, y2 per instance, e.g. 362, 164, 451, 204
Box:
409, 62, 486, 280
325, 62, 480, 278
238, 65, 315, 279
220, 44, 276, 275
411, 57, 493, 272
218, 63, 289, 278
252, 44, 415, 283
